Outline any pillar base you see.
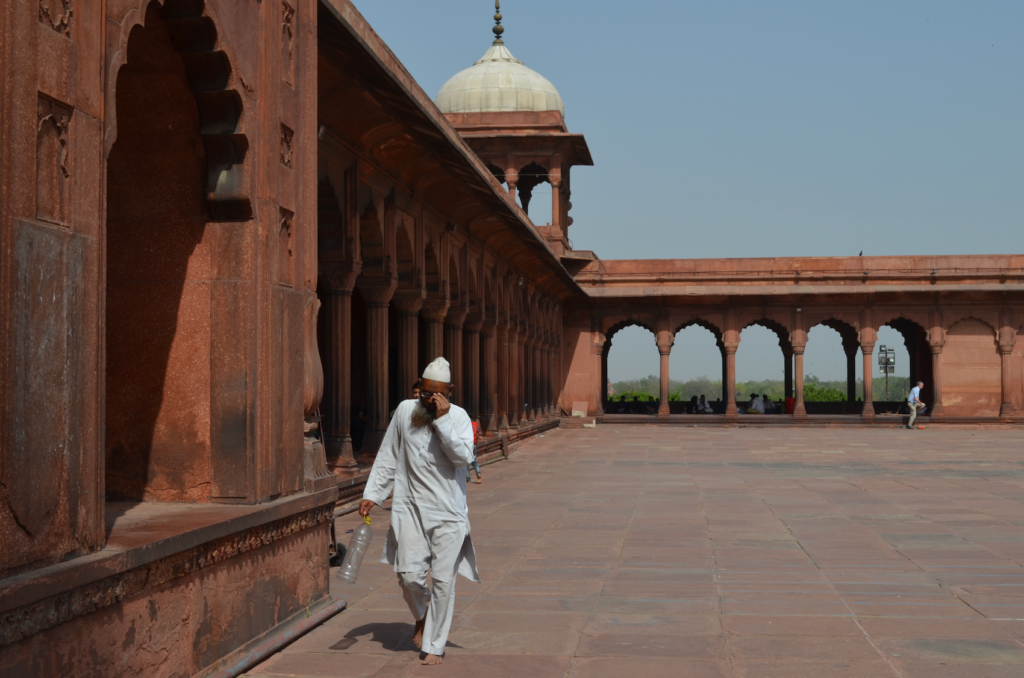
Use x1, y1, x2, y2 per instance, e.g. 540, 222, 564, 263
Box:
1000, 402, 1014, 417
861, 403, 875, 418
793, 402, 807, 417
499, 414, 510, 431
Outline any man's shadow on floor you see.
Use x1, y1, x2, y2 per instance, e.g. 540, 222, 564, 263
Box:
330, 622, 462, 652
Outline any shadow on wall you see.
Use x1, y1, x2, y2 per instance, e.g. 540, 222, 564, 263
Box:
105, 2, 210, 502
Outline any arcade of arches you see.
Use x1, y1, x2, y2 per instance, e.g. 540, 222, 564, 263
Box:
1, 1, 1021, 675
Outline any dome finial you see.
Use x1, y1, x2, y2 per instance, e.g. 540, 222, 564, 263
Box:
492, 0, 504, 45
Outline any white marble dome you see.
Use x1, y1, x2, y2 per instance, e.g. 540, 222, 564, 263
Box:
436, 42, 564, 116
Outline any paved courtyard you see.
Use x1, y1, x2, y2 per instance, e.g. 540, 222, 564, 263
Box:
248, 425, 1024, 678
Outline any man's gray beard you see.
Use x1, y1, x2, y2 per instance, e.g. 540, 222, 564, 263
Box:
411, 401, 436, 428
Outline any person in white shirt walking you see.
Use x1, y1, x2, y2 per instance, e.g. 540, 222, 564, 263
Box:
359, 357, 478, 665
905, 381, 926, 429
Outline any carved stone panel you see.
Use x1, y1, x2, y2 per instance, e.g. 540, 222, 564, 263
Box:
278, 207, 294, 287
36, 96, 72, 225
280, 124, 294, 168
281, 1, 296, 86
39, 0, 72, 38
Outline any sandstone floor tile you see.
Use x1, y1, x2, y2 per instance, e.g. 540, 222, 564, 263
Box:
731, 659, 897, 677
247, 652, 389, 677
567, 657, 732, 678
581, 613, 722, 636
722, 615, 861, 636
575, 632, 727, 659
726, 635, 880, 661
402, 654, 572, 678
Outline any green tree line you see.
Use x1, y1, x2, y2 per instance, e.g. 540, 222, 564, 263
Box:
610, 375, 911, 402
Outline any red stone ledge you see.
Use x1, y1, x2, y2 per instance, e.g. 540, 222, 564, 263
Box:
0, 486, 338, 645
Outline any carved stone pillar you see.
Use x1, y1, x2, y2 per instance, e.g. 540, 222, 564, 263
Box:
999, 310, 1015, 417
536, 342, 544, 421
784, 349, 793, 400
505, 166, 519, 202
422, 301, 448, 363
322, 282, 358, 474
507, 327, 520, 427
392, 292, 423, 403
861, 311, 877, 418
793, 347, 807, 417
724, 345, 738, 417
480, 316, 498, 436
927, 345, 945, 417
593, 332, 606, 416
657, 331, 672, 417
445, 307, 467, 407
357, 282, 395, 457
517, 333, 527, 423
496, 323, 510, 430
302, 291, 335, 492
861, 339, 876, 418
546, 340, 556, 416
464, 313, 483, 422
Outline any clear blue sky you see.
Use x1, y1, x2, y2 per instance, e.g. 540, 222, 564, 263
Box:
356, 0, 1023, 381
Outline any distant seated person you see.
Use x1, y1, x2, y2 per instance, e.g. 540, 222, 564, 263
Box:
763, 395, 776, 413
689, 395, 699, 413
695, 395, 713, 414
748, 393, 765, 414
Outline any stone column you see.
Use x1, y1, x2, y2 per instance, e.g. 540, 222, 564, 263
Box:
358, 283, 396, 456
517, 334, 527, 423
480, 316, 498, 435
861, 339, 876, 418
784, 349, 793, 400
496, 323, 510, 430
793, 347, 807, 417
464, 313, 482, 422
657, 333, 672, 417
541, 339, 551, 418
444, 307, 467, 406
593, 332, 606, 416
548, 340, 558, 416
507, 326, 519, 428
724, 345, 738, 417
392, 293, 423, 403
930, 344, 945, 417
999, 310, 1015, 417
323, 285, 358, 474
422, 301, 447, 363
534, 343, 544, 420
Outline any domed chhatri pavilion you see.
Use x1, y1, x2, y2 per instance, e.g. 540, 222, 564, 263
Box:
0, 0, 1022, 675
435, 4, 593, 260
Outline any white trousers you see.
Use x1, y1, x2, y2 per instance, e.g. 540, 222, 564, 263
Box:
398, 570, 457, 656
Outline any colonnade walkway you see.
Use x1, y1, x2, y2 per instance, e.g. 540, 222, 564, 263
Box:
248, 426, 1024, 678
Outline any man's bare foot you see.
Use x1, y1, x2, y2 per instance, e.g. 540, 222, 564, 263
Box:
422, 653, 443, 665
475, 475, 482, 484
412, 618, 426, 648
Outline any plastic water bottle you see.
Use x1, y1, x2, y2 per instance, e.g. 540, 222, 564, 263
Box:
336, 516, 373, 584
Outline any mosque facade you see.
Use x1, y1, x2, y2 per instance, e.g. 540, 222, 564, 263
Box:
0, 0, 1021, 675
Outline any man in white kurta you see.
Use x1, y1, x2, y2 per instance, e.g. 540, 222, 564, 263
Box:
359, 358, 479, 665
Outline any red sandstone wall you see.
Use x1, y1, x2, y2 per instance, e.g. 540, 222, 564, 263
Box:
104, 6, 213, 501
0, 523, 331, 678
942, 318, 1002, 417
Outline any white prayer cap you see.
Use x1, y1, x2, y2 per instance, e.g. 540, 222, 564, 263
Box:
421, 357, 451, 383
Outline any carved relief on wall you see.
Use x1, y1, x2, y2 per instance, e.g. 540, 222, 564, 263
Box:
278, 207, 294, 287
39, 0, 72, 37
36, 96, 72, 225
281, 1, 296, 85
280, 124, 294, 168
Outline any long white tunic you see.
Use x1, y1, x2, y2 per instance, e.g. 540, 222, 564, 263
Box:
362, 400, 480, 583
